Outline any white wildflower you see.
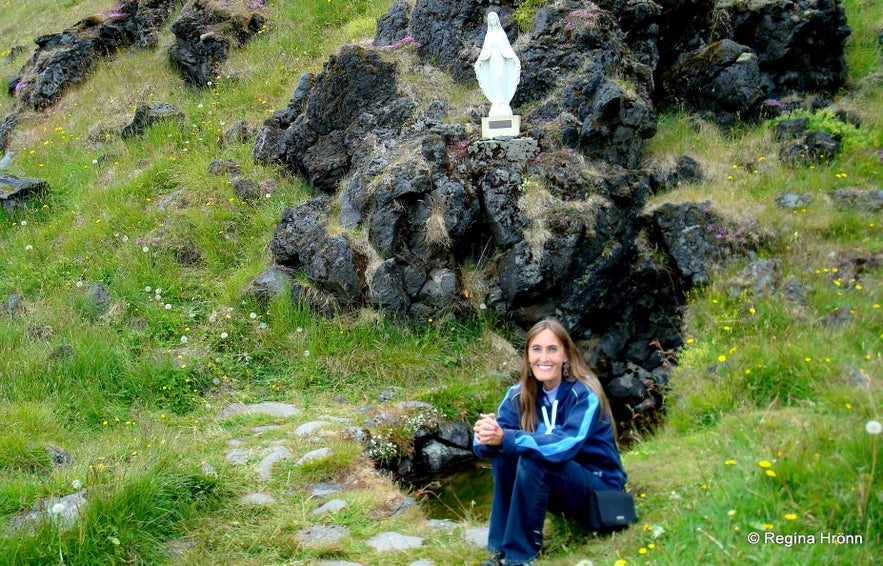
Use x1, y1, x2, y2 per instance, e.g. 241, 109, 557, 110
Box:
867, 420, 882, 435
652, 524, 666, 538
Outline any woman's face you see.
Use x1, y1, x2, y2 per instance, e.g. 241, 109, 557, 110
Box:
528, 328, 565, 390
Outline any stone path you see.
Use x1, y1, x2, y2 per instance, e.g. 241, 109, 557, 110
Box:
221, 401, 489, 564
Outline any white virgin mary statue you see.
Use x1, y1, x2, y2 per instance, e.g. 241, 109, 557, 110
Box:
474, 11, 521, 117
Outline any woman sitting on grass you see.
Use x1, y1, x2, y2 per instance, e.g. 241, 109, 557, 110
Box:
473, 318, 627, 566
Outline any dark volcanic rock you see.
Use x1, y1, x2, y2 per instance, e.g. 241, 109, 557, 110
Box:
1, 173, 50, 212
120, 102, 185, 138
168, 0, 266, 87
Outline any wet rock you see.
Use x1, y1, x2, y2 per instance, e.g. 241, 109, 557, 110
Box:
419, 440, 474, 474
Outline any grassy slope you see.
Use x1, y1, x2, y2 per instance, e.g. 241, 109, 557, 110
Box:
0, 0, 880, 564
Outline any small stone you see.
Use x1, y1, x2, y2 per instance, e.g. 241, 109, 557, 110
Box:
296, 447, 332, 466
295, 420, 331, 436
311, 498, 347, 516
219, 401, 301, 419
309, 482, 344, 498
251, 425, 281, 433
298, 524, 350, 547
256, 446, 292, 480
241, 493, 276, 505
463, 526, 489, 548
225, 448, 250, 465
364, 531, 424, 551
427, 518, 458, 530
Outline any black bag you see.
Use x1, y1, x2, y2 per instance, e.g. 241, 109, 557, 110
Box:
586, 490, 637, 531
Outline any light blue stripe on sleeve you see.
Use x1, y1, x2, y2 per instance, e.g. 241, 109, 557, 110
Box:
513, 386, 598, 460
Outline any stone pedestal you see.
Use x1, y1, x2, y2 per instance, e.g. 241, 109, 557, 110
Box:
467, 136, 539, 167
481, 115, 520, 139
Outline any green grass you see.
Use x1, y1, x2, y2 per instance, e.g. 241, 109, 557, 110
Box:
0, 0, 880, 564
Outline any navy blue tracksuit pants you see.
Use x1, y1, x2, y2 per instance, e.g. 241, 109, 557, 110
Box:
487, 452, 616, 564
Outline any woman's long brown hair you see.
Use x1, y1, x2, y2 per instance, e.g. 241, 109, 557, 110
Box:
517, 318, 614, 433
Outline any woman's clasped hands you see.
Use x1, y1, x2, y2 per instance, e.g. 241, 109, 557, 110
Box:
474, 413, 504, 445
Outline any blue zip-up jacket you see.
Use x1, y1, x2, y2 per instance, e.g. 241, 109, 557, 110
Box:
473, 379, 627, 489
